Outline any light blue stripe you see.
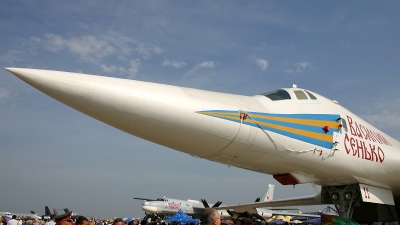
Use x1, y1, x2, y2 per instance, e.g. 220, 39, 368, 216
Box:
197, 110, 339, 148
252, 118, 339, 135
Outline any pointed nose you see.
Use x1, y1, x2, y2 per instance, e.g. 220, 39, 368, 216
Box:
4, 68, 218, 157
5, 67, 92, 113
6, 67, 54, 86
5, 67, 67, 83
4, 67, 259, 161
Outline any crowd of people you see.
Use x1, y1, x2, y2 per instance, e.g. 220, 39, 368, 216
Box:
1, 215, 127, 225
0, 209, 319, 225
1, 209, 229, 225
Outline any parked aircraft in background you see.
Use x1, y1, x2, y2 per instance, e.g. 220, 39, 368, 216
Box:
135, 183, 319, 220
6, 68, 400, 223
135, 184, 275, 219
0, 211, 41, 220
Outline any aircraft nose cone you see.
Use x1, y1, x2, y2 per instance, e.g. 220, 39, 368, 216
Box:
5, 67, 52, 85
5, 67, 23, 75
142, 206, 158, 214
5, 67, 94, 114
5, 67, 44, 85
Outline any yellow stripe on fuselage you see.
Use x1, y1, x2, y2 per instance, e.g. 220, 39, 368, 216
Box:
197, 111, 336, 143
255, 120, 333, 142
252, 114, 340, 128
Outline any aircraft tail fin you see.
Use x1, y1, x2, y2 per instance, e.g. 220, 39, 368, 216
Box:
261, 184, 275, 202
45, 206, 52, 216
63, 208, 70, 214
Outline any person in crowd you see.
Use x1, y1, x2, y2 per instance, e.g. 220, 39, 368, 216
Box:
7, 215, 18, 225
242, 218, 252, 225
44, 216, 55, 225
76, 216, 89, 225
112, 218, 123, 225
202, 209, 221, 225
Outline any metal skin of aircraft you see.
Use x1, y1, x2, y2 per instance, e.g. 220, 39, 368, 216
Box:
0, 211, 42, 220
5, 68, 400, 223
134, 197, 228, 219
133, 184, 296, 220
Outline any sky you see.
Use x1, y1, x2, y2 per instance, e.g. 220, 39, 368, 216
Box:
0, 0, 399, 220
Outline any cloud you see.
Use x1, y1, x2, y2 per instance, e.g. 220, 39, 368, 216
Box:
28, 32, 162, 76
283, 61, 312, 74
0, 49, 25, 64
136, 43, 163, 59
363, 114, 400, 129
162, 59, 187, 68
183, 61, 219, 78
255, 58, 268, 71
358, 97, 400, 130
295, 61, 311, 69
0, 87, 10, 100
129, 59, 141, 74
43, 34, 65, 52
100, 64, 118, 73
197, 61, 216, 68
119, 59, 141, 79
43, 34, 116, 64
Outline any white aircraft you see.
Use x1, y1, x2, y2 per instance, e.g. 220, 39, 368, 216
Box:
135, 196, 226, 219
0, 211, 41, 220
135, 184, 319, 220
134, 184, 281, 219
5, 68, 400, 223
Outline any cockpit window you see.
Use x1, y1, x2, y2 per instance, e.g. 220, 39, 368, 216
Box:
261, 89, 291, 101
294, 90, 308, 100
305, 90, 317, 100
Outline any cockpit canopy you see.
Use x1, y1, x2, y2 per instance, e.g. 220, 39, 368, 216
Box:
261, 89, 291, 100
260, 89, 318, 101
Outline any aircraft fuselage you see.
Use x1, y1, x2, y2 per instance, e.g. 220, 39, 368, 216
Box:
5, 68, 400, 199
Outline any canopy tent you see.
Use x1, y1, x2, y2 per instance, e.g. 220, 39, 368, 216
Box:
122, 217, 133, 222
165, 210, 198, 224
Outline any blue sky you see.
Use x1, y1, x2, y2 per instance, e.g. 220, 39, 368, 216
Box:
1, 0, 399, 219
